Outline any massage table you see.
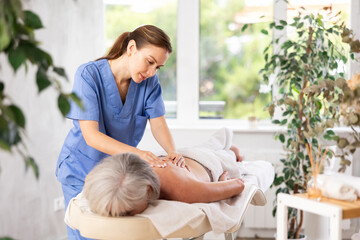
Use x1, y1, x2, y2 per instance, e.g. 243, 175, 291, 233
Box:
66, 129, 274, 240
66, 183, 267, 240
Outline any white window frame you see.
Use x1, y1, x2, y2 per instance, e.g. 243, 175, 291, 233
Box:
350, 0, 360, 76
173, 0, 284, 128
176, 0, 199, 124
170, 0, 359, 129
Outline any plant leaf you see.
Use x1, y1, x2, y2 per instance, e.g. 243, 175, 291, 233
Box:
0, 140, 11, 152
0, 116, 8, 131
273, 119, 280, 124
24, 10, 43, 29
0, 16, 11, 51
36, 67, 51, 92
241, 24, 248, 32
274, 176, 284, 186
25, 156, 39, 179
0, 237, 16, 240
326, 130, 335, 135
261, 29, 268, 35
280, 20, 287, 25
21, 41, 53, 66
58, 94, 71, 116
279, 134, 285, 143
0, 81, 4, 93
70, 93, 84, 111
53, 67, 68, 80
8, 47, 26, 71
8, 105, 25, 128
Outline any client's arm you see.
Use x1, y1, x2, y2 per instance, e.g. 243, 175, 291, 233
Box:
153, 162, 244, 203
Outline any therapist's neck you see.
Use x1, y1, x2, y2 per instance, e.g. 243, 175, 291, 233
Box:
108, 55, 131, 85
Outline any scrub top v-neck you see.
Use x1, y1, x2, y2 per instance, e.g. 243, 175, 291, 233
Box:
56, 59, 165, 186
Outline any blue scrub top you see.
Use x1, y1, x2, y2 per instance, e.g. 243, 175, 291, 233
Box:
56, 59, 165, 186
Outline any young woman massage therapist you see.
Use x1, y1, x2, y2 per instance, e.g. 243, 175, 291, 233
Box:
56, 25, 184, 240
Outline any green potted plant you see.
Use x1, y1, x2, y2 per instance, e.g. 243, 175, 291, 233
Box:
259, 5, 360, 239
0, 0, 83, 179
1, 1, 83, 239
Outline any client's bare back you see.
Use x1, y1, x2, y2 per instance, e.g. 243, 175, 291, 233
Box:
153, 158, 244, 204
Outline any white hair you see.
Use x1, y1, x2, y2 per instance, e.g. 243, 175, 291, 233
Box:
83, 153, 160, 217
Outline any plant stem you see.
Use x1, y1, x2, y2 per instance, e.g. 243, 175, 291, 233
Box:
294, 26, 314, 239
295, 210, 304, 238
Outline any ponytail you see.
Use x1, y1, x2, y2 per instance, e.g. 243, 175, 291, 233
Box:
96, 25, 172, 61
96, 32, 130, 61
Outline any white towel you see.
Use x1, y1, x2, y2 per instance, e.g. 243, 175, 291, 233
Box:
239, 160, 274, 193
178, 128, 242, 182
65, 179, 268, 236
178, 128, 274, 192
317, 174, 359, 201
138, 180, 267, 236
330, 173, 360, 197
352, 230, 360, 240
64, 192, 92, 228
138, 199, 206, 235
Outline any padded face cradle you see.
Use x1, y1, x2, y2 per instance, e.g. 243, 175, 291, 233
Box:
68, 202, 210, 240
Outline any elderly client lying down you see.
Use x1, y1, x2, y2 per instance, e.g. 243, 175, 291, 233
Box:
83, 142, 245, 217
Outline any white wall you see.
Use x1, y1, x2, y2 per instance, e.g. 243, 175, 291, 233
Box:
0, 0, 104, 239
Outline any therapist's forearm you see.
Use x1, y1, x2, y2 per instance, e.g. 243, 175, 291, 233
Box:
86, 131, 138, 155
79, 120, 139, 156
150, 116, 176, 154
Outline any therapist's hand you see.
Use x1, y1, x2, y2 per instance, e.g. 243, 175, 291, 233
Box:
167, 152, 185, 168
137, 150, 167, 168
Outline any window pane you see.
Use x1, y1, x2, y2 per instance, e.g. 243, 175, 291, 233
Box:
104, 0, 177, 118
199, 0, 272, 120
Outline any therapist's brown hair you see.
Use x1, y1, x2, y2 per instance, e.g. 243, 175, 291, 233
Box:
97, 25, 172, 61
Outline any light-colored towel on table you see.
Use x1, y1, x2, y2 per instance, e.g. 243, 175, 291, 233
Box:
65, 180, 268, 236
317, 173, 360, 201
178, 127, 240, 181
178, 128, 273, 192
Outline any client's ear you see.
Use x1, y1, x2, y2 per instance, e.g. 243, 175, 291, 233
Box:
147, 185, 153, 199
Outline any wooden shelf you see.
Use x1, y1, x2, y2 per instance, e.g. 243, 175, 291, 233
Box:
295, 193, 360, 219
277, 193, 360, 239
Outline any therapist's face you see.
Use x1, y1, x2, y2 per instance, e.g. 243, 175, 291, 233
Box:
127, 40, 169, 83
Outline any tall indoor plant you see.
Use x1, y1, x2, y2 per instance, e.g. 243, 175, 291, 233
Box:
0, 0, 82, 179
259, 5, 360, 239
1, 1, 83, 240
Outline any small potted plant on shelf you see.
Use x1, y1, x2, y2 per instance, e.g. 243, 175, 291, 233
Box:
259, 3, 360, 239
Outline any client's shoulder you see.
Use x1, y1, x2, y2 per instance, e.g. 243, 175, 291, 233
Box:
154, 161, 198, 185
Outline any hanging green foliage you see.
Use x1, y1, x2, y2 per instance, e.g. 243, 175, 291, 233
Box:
0, 0, 83, 179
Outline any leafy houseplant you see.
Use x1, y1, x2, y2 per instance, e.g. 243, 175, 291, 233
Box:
0, 1, 84, 239
0, 0, 83, 179
259, 5, 360, 239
